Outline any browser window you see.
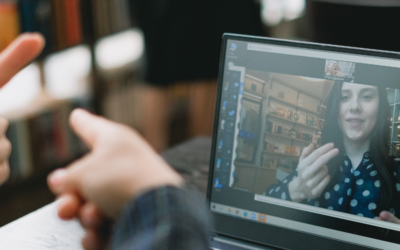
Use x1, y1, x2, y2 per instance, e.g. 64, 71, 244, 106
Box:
210, 39, 400, 249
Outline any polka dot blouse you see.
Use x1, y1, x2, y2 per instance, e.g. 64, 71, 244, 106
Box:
265, 152, 400, 218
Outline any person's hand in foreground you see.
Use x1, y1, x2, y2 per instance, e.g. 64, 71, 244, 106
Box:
288, 143, 339, 202
376, 211, 400, 224
48, 109, 183, 249
0, 33, 45, 184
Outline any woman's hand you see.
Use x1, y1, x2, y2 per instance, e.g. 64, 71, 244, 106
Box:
0, 33, 44, 184
376, 211, 400, 224
288, 143, 339, 202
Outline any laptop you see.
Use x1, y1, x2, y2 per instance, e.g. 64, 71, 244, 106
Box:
207, 33, 400, 250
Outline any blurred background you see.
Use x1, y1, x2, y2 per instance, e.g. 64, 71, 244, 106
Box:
0, 0, 399, 226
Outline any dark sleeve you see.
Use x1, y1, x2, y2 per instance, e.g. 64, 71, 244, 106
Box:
264, 170, 298, 202
111, 186, 210, 250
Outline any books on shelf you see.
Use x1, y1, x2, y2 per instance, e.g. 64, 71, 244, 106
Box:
269, 104, 319, 129
298, 112, 307, 125
64, 0, 82, 46
1, 0, 132, 54
0, 1, 20, 52
264, 141, 302, 157
262, 156, 297, 171
19, 0, 83, 51
265, 120, 318, 144
6, 99, 87, 183
92, 0, 131, 39
0, 0, 134, 186
18, 0, 52, 53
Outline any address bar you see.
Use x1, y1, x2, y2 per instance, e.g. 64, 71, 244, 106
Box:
247, 42, 400, 68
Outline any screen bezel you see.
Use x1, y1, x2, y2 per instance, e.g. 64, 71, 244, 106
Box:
206, 33, 400, 250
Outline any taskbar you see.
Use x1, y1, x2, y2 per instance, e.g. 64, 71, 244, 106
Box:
210, 202, 400, 250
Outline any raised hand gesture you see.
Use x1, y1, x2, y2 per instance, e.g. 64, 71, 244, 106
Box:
288, 143, 339, 202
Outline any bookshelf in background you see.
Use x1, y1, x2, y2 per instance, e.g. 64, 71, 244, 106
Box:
0, 0, 132, 54
263, 79, 322, 167
94, 28, 145, 129
387, 88, 400, 159
0, 56, 91, 191
233, 73, 326, 195
0, 0, 142, 194
5, 94, 88, 185
0, 1, 19, 52
91, 0, 131, 40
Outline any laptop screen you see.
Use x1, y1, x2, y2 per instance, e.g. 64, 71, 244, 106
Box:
209, 35, 400, 249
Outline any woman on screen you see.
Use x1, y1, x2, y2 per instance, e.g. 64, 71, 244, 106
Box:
265, 81, 400, 223
326, 62, 346, 77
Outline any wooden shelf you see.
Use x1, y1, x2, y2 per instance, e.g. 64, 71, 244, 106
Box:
267, 113, 320, 131
262, 150, 300, 159
269, 96, 320, 115
234, 161, 259, 168
234, 161, 287, 171
258, 167, 278, 171
243, 92, 265, 103
265, 132, 313, 145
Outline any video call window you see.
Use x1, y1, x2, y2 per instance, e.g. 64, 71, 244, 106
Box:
232, 63, 400, 225
325, 60, 356, 82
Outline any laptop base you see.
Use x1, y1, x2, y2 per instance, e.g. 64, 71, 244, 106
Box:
209, 235, 277, 250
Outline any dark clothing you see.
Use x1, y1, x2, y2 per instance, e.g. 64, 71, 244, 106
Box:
130, 0, 265, 86
112, 186, 210, 250
306, 1, 400, 52
266, 152, 400, 219
312, 0, 400, 6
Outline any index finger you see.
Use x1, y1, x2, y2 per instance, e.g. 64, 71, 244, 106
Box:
0, 33, 45, 86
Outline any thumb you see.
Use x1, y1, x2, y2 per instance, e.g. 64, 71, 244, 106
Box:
69, 109, 115, 149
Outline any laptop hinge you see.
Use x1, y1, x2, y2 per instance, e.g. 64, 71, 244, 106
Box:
213, 235, 277, 250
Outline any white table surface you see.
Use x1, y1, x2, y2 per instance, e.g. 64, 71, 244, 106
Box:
0, 201, 85, 250
0, 137, 212, 250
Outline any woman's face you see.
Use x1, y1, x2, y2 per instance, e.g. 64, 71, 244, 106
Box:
338, 82, 379, 143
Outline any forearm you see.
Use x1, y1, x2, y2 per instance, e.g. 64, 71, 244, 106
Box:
112, 186, 210, 250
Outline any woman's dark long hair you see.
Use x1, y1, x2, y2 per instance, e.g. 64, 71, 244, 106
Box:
321, 81, 395, 212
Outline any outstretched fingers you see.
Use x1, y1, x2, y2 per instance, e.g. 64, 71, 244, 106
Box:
0, 33, 45, 86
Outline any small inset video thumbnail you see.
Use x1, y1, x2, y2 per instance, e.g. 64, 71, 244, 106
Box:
325, 60, 356, 82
